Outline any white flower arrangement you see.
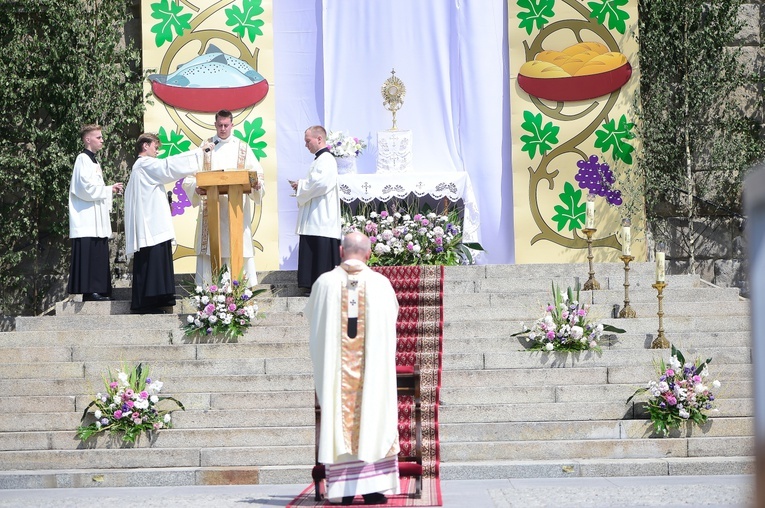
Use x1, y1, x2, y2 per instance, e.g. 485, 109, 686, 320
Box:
627, 345, 721, 436
183, 267, 266, 339
512, 283, 625, 353
342, 205, 481, 266
76, 363, 183, 443
327, 130, 367, 158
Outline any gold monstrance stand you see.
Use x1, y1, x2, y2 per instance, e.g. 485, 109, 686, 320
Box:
382, 69, 406, 130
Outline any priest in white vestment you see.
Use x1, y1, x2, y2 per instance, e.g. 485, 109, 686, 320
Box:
305, 232, 400, 505
182, 109, 265, 287
124, 133, 213, 313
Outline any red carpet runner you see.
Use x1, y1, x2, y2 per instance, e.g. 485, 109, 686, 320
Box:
288, 265, 443, 507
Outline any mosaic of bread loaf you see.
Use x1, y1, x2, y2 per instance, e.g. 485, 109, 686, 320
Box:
519, 42, 627, 78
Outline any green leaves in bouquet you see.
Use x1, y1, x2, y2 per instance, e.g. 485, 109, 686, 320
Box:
626, 344, 718, 437
343, 201, 480, 267
76, 363, 184, 444
183, 265, 266, 339
511, 281, 624, 352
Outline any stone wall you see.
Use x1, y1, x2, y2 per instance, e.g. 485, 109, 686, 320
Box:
660, 2, 763, 297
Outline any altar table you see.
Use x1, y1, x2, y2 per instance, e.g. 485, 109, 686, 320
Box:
337, 171, 480, 244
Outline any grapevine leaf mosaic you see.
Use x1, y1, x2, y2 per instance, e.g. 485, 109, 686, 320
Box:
588, 0, 630, 35
520, 110, 560, 160
517, 0, 555, 35
594, 115, 635, 165
551, 182, 586, 231
150, 0, 193, 47
235, 117, 268, 160
157, 127, 191, 158
225, 0, 265, 43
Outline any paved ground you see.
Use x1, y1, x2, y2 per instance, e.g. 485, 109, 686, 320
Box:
0, 475, 754, 507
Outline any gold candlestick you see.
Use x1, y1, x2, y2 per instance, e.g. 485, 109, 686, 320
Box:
650, 282, 670, 349
582, 228, 600, 290
619, 255, 636, 318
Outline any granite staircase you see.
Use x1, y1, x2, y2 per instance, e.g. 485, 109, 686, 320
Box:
0, 263, 753, 489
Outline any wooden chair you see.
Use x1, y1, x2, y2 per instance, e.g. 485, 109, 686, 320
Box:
312, 364, 423, 501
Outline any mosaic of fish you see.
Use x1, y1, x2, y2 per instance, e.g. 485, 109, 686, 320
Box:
148, 44, 269, 112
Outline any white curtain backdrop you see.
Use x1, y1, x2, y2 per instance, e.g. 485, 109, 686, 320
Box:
274, 0, 515, 268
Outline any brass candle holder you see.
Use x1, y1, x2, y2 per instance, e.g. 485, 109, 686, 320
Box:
650, 281, 670, 349
582, 228, 600, 290
619, 255, 636, 318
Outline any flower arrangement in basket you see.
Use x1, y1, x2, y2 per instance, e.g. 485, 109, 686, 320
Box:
76, 363, 184, 444
626, 344, 721, 437
511, 282, 625, 353
342, 203, 482, 266
327, 130, 367, 158
183, 267, 266, 339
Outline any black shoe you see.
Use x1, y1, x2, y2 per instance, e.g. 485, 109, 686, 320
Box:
341, 496, 354, 505
83, 293, 110, 302
362, 492, 387, 505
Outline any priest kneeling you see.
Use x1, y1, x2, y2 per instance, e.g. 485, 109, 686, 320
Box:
305, 232, 401, 505
124, 133, 213, 314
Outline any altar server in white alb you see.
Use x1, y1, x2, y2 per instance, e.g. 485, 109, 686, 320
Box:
290, 125, 342, 295
67, 124, 123, 302
306, 232, 400, 505
182, 109, 265, 287
124, 133, 213, 313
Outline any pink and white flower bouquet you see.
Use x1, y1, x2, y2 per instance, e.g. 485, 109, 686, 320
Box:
512, 283, 625, 353
76, 363, 184, 443
627, 345, 721, 436
327, 130, 367, 158
183, 267, 265, 339
342, 205, 481, 266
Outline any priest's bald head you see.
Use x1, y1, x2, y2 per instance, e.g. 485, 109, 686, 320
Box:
340, 232, 371, 263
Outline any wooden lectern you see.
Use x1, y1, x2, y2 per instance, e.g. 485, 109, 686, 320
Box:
195, 170, 257, 279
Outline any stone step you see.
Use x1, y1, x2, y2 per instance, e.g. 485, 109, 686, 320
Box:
438, 399, 752, 424
480, 347, 751, 370
440, 435, 754, 462
443, 300, 750, 321
0, 455, 753, 490
0, 427, 314, 452
445, 315, 750, 338
443, 263, 675, 281
440, 417, 754, 442
0, 445, 313, 471
66, 284, 746, 318
0, 415, 751, 453
15, 314, 749, 341
606, 363, 752, 384
0, 465, 311, 489
443, 331, 751, 353
0, 435, 752, 474
442, 366, 750, 389
449, 274, 705, 294
438, 456, 754, 480
443, 286, 744, 307
441, 377, 748, 405
0, 374, 314, 397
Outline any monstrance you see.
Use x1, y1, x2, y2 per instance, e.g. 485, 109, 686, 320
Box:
381, 68, 406, 130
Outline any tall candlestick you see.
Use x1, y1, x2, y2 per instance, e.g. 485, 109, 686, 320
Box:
621, 225, 631, 256
585, 195, 595, 229
655, 251, 666, 282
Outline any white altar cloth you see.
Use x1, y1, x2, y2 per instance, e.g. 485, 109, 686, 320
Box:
337, 172, 480, 244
